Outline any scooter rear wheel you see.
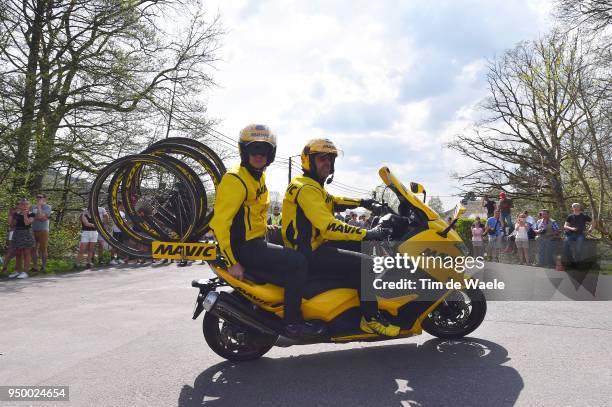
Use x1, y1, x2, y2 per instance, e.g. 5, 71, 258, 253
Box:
422, 288, 487, 339
203, 312, 275, 362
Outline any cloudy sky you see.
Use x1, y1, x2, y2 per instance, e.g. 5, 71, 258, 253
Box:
202, 0, 554, 209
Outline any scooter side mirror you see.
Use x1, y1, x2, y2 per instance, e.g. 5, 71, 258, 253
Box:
410, 182, 426, 203
438, 203, 466, 238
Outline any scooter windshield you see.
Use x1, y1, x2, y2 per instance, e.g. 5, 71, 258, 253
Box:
378, 167, 439, 222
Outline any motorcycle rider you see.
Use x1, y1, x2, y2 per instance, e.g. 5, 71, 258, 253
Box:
282, 138, 400, 337
210, 125, 323, 339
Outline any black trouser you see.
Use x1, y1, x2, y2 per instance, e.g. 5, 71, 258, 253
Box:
305, 243, 378, 318
237, 239, 308, 324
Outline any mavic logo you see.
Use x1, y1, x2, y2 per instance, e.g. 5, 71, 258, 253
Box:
256, 184, 268, 200
287, 184, 298, 196
327, 222, 360, 234
152, 242, 217, 260
234, 286, 276, 307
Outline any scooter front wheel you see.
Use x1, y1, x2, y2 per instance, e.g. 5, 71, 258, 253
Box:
422, 288, 487, 339
203, 312, 275, 362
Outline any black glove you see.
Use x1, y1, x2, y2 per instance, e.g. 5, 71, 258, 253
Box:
364, 225, 392, 241
360, 198, 378, 210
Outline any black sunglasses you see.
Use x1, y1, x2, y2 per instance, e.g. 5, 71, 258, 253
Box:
316, 153, 335, 161
247, 143, 272, 156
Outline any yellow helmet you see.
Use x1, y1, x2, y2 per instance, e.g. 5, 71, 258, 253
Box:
300, 138, 339, 173
238, 124, 277, 165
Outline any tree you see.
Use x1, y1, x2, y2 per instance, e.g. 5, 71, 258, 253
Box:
449, 31, 585, 212
0, 0, 222, 193
448, 30, 611, 242
427, 196, 445, 215
555, 0, 612, 32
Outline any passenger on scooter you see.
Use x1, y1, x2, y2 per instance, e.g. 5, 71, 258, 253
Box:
282, 138, 400, 337
210, 125, 324, 339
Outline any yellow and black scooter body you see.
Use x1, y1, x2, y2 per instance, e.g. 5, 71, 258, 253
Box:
202, 167, 476, 342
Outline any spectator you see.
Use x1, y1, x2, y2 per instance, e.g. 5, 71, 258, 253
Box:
471, 217, 485, 258
563, 203, 592, 264
484, 209, 504, 262
482, 196, 496, 218
362, 215, 372, 229
1, 203, 17, 274
357, 215, 366, 228
535, 209, 560, 268
498, 192, 513, 231
524, 210, 537, 264
267, 205, 283, 245
267, 205, 282, 227
348, 212, 360, 226
128, 209, 149, 265
94, 206, 109, 264
512, 214, 530, 265
8, 198, 36, 279
110, 202, 129, 265
31, 193, 52, 273
75, 208, 98, 269
446, 216, 456, 230
335, 212, 344, 221
523, 210, 535, 227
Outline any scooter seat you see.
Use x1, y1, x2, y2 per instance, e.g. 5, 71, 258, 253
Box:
213, 265, 285, 305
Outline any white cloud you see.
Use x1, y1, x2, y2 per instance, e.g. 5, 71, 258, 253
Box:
202, 0, 553, 209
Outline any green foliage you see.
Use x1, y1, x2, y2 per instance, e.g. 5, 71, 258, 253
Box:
44, 259, 76, 273
48, 221, 81, 259
455, 218, 475, 245
0, 258, 75, 277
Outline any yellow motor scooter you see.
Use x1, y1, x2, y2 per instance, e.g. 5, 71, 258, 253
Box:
187, 167, 485, 362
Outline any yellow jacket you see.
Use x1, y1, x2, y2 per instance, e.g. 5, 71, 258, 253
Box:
268, 213, 282, 226
210, 165, 269, 266
282, 175, 365, 252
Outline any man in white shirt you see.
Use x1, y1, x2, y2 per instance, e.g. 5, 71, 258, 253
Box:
110, 202, 129, 265
95, 206, 109, 264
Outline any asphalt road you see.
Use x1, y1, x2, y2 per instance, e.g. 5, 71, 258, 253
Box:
1, 263, 611, 407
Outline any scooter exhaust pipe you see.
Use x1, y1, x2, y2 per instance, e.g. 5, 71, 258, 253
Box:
203, 291, 279, 338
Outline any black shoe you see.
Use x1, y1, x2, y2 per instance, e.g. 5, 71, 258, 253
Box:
177, 260, 188, 267
284, 321, 325, 339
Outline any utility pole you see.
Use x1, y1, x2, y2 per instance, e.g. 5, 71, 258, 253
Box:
288, 154, 300, 185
